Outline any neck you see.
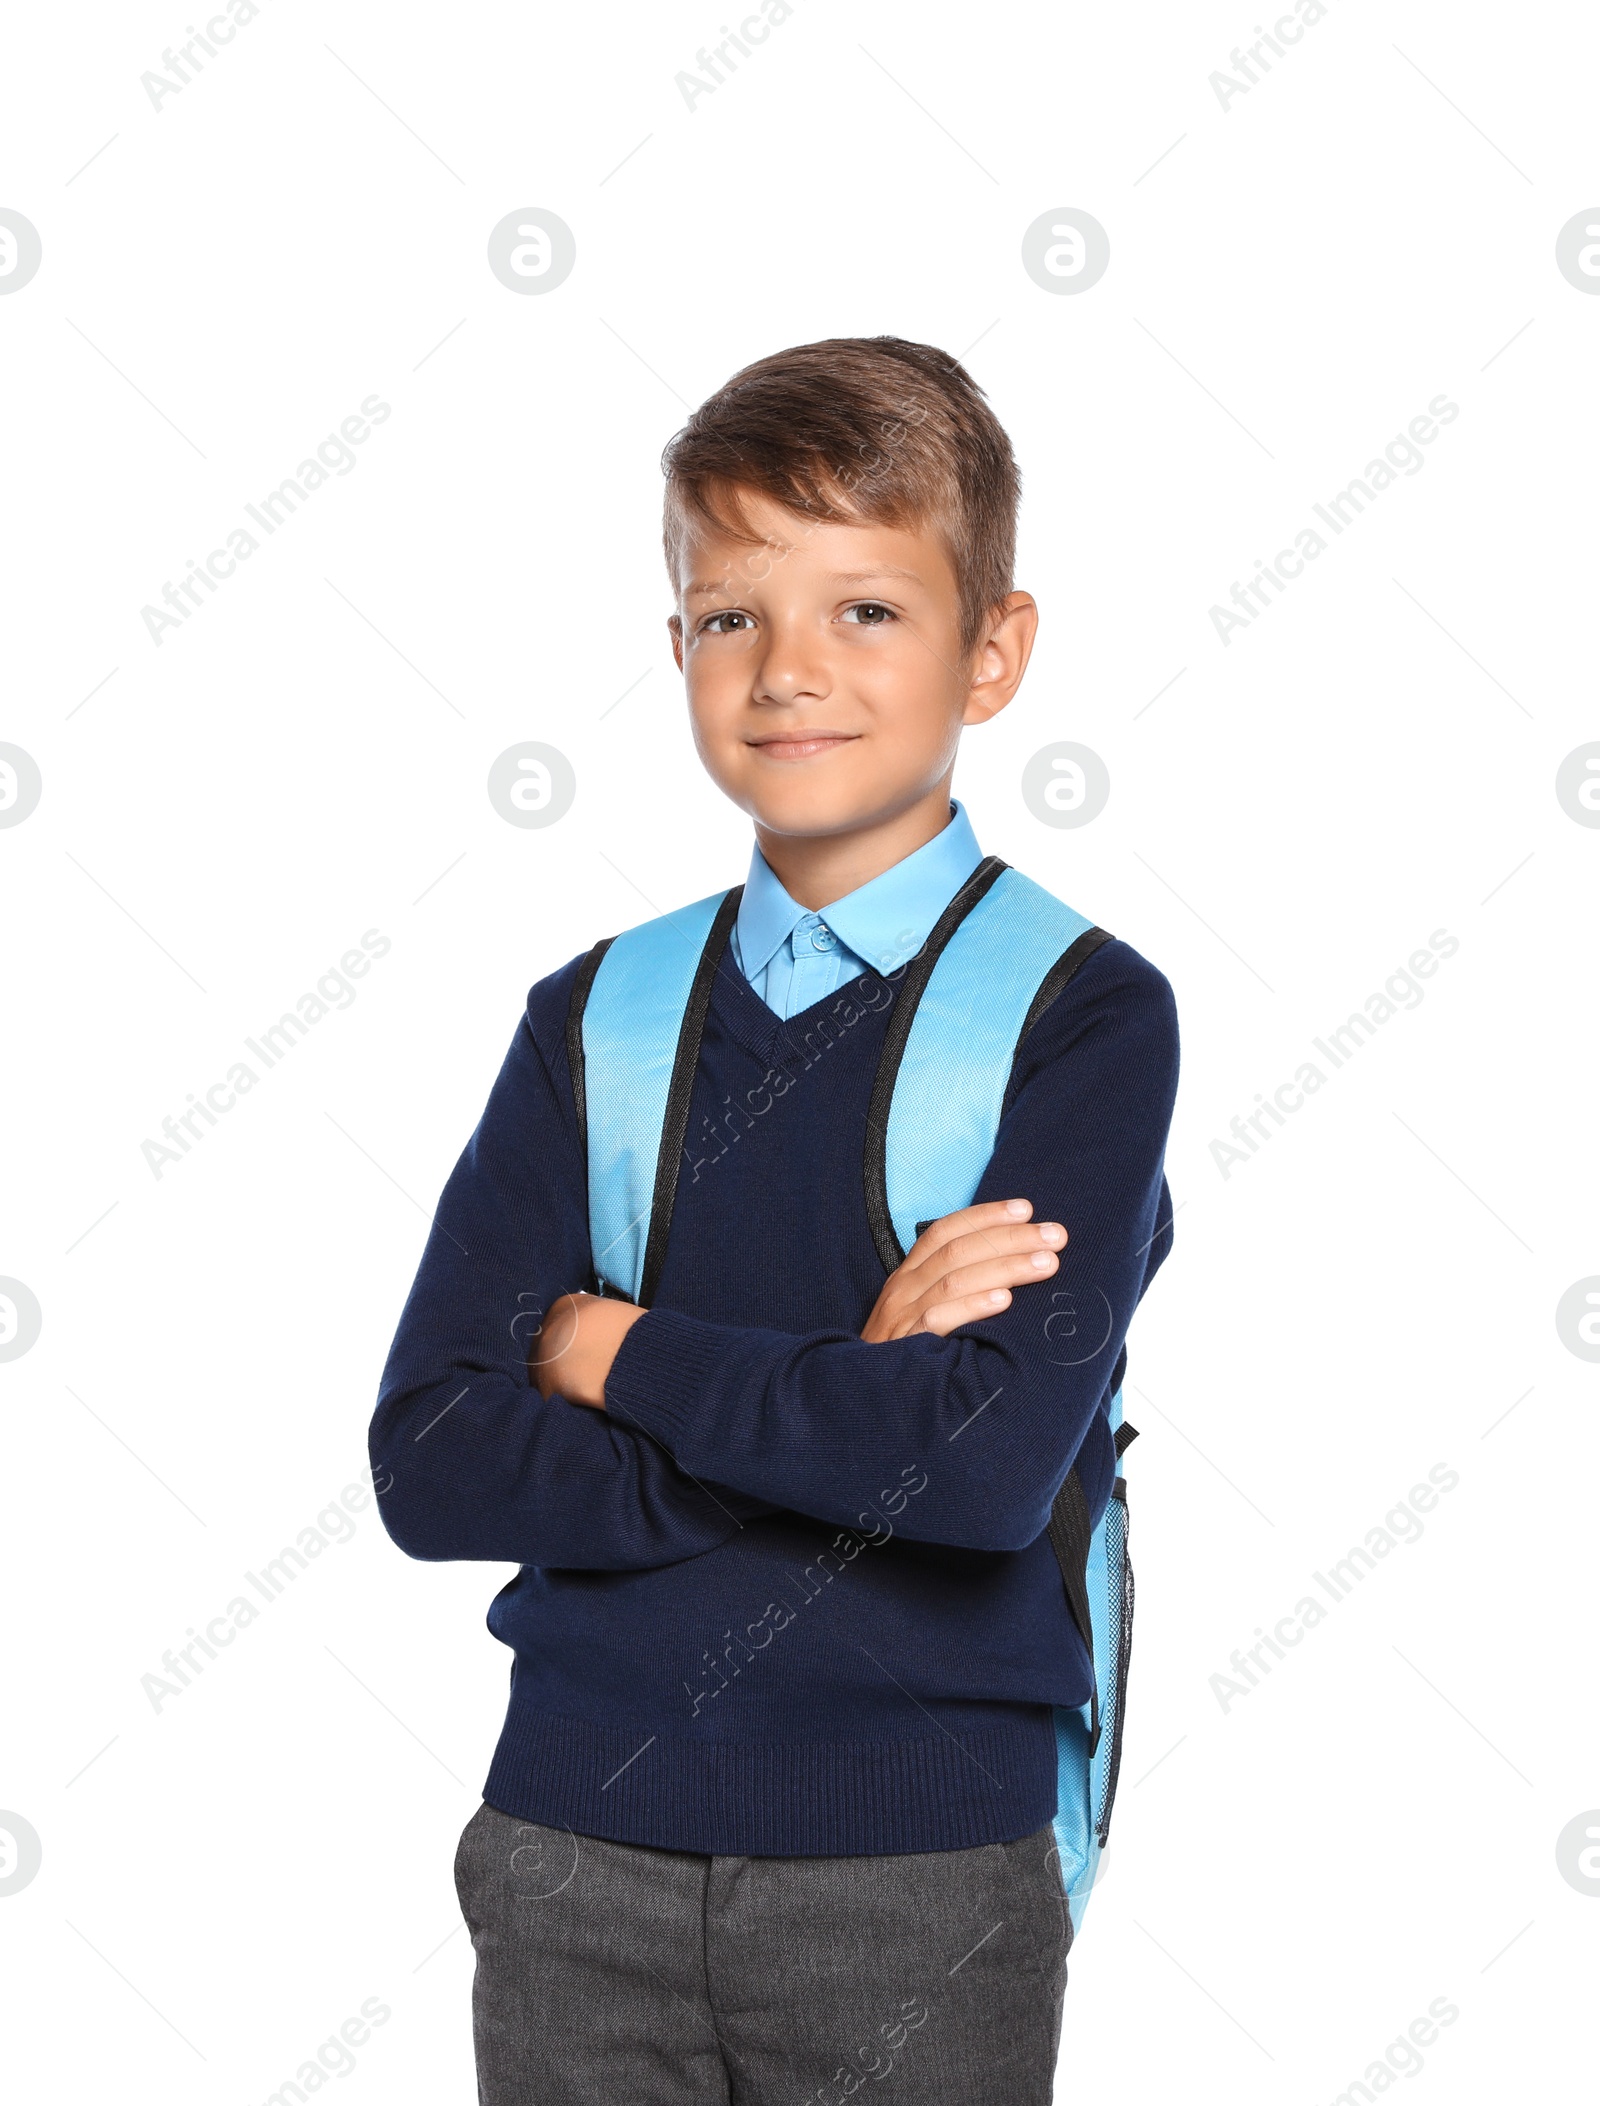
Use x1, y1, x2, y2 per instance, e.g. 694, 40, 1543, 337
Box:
752, 781, 956, 911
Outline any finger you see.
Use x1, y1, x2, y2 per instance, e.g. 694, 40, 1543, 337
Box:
901, 1229, 1061, 1288
907, 1199, 1035, 1262
915, 1287, 1013, 1337
920, 1249, 1060, 1306
927, 1220, 1067, 1275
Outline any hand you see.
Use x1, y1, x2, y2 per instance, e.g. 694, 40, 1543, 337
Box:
860, 1199, 1066, 1342
529, 1291, 647, 1408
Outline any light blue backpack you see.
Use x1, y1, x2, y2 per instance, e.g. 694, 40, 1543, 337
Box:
566, 854, 1139, 1939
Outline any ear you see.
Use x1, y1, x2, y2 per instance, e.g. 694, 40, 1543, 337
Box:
962, 592, 1038, 726
667, 611, 684, 674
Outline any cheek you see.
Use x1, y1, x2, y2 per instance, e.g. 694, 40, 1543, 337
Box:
683, 660, 753, 764
854, 647, 966, 741
687, 643, 739, 690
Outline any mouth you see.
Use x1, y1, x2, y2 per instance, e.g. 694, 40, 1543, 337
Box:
746, 731, 861, 762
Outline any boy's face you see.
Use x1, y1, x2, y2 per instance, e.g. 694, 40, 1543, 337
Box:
668, 491, 1035, 845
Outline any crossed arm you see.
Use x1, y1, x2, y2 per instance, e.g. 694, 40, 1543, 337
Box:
369, 942, 1177, 1568
531, 1197, 1070, 1406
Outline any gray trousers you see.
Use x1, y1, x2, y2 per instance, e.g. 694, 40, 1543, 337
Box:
454, 1801, 1071, 2104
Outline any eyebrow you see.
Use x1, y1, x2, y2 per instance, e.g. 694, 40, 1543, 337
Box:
682, 564, 924, 600
822, 567, 923, 585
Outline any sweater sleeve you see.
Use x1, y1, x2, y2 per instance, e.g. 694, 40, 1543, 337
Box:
367, 961, 774, 1570
602, 940, 1179, 1555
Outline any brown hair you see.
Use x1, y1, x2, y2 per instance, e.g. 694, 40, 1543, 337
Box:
661, 336, 1020, 656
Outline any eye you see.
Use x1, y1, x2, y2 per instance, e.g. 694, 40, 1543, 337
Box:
699, 609, 755, 635
840, 601, 896, 625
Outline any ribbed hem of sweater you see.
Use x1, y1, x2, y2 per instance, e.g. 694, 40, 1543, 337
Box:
481, 1705, 1059, 1858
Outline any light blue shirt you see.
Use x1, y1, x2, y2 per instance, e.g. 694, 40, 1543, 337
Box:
729, 800, 985, 1020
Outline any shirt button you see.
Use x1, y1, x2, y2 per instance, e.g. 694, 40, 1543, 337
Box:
811, 926, 837, 951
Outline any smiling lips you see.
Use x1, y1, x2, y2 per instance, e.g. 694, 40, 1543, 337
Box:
747, 732, 860, 761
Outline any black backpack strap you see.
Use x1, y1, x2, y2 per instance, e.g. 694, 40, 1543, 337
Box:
638, 887, 743, 1308
565, 935, 616, 1163
1012, 925, 1115, 1070
862, 855, 1009, 1274
1047, 1464, 1102, 1751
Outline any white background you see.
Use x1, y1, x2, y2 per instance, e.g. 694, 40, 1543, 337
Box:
3, 0, 1597, 2098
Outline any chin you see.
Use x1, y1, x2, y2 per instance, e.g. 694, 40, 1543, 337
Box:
743, 789, 879, 838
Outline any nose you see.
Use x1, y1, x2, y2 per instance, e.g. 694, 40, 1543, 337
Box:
751, 609, 832, 707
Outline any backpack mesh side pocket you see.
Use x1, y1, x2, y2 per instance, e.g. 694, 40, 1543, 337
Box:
1093, 1481, 1135, 1848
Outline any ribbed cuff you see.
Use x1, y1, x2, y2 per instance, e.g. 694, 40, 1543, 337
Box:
602, 1304, 755, 1460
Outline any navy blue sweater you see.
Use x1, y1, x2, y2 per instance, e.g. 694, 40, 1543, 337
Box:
370, 928, 1178, 1856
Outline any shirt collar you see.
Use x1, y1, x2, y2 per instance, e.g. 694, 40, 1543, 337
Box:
733, 799, 985, 981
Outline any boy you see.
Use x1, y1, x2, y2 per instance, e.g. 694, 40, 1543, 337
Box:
370, 336, 1179, 2104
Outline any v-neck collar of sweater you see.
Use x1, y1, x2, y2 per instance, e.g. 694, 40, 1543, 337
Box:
709, 947, 895, 1068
